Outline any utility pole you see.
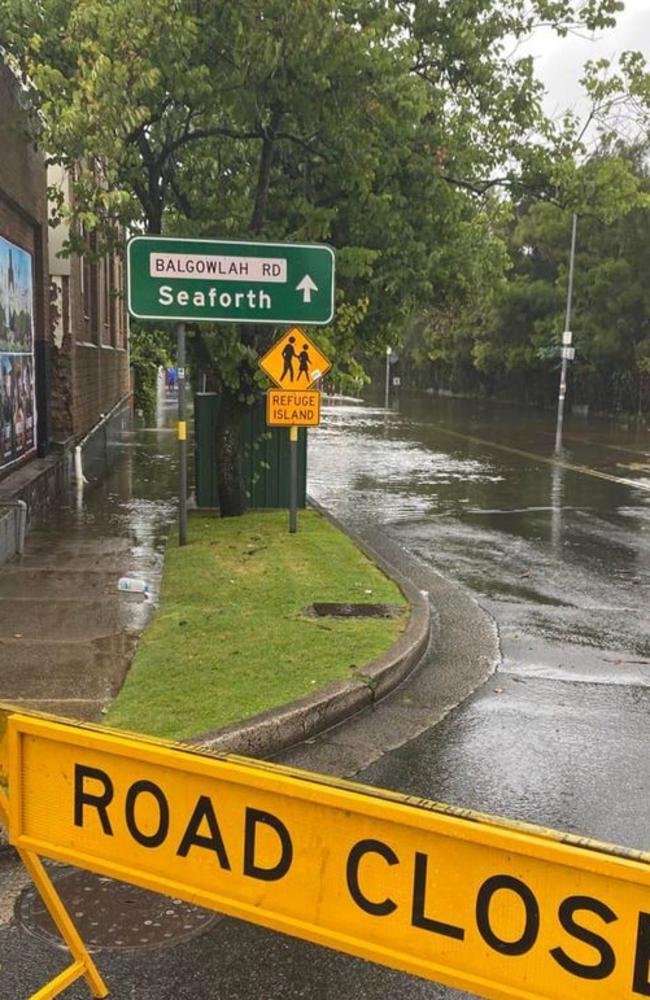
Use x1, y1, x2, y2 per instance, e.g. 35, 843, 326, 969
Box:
384, 346, 392, 409
554, 213, 578, 454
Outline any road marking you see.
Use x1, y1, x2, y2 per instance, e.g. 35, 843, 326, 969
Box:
539, 429, 650, 460
430, 425, 650, 493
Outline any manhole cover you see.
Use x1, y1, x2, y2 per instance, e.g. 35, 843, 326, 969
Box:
16, 866, 219, 952
307, 602, 403, 619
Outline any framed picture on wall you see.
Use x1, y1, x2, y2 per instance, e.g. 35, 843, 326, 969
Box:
0, 234, 37, 471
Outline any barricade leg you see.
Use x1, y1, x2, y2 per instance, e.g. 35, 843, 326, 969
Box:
0, 789, 109, 999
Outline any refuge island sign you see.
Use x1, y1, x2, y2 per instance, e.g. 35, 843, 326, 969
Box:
127, 235, 335, 326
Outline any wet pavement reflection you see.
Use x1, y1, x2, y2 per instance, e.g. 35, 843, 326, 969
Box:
2, 391, 650, 1000
0, 388, 178, 717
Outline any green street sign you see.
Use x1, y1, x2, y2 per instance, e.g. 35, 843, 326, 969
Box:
127, 236, 335, 325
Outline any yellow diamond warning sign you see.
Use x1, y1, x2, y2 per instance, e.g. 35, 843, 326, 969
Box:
266, 389, 321, 427
259, 328, 331, 389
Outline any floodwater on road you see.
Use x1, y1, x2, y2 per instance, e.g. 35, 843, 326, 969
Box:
299, 392, 650, 999
310, 393, 650, 690
308, 393, 650, 851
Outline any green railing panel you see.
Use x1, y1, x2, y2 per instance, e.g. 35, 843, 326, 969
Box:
194, 394, 307, 510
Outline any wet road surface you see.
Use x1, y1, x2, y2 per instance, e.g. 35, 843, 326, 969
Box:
311, 395, 650, 696
307, 395, 650, 839
2, 392, 650, 999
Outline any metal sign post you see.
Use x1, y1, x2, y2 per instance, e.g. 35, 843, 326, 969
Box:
176, 322, 188, 546
289, 426, 298, 533
259, 328, 331, 534
384, 345, 392, 408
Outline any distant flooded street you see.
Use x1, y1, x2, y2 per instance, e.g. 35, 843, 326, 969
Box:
310, 394, 650, 690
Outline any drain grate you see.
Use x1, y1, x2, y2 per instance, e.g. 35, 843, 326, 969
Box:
16, 866, 219, 952
307, 602, 404, 619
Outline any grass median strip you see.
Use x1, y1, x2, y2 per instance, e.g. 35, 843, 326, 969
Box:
106, 510, 409, 741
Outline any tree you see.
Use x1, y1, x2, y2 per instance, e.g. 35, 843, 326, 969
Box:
411, 144, 650, 412
2, 0, 642, 508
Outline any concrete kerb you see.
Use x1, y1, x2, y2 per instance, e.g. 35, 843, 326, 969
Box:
192, 502, 432, 758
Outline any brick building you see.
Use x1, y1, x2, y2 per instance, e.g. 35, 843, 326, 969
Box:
48, 164, 129, 446
0, 64, 130, 522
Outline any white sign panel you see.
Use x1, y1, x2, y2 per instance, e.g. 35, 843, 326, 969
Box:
150, 253, 288, 283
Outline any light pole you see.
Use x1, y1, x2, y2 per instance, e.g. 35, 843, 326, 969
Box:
554, 212, 578, 454
384, 346, 392, 409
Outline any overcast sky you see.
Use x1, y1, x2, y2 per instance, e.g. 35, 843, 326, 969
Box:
524, 0, 650, 129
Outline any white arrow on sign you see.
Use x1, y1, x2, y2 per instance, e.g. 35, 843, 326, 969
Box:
296, 274, 318, 303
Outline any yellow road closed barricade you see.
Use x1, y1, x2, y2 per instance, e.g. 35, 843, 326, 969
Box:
2, 704, 650, 1000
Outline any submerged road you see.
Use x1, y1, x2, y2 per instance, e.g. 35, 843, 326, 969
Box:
307, 396, 650, 848
2, 393, 650, 998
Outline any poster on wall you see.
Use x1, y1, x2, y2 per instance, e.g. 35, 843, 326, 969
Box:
0, 235, 37, 471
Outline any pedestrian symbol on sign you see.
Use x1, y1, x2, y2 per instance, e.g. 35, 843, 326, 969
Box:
281, 336, 297, 383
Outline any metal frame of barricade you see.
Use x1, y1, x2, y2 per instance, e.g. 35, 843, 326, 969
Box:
0, 787, 108, 999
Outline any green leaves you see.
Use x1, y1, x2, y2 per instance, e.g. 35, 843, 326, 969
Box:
3, 0, 647, 408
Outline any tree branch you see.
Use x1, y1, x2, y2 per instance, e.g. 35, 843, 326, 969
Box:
250, 108, 282, 234
441, 174, 511, 195
275, 130, 331, 161
165, 124, 263, 156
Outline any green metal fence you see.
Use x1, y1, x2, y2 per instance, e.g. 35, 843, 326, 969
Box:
194, 393, 308, 509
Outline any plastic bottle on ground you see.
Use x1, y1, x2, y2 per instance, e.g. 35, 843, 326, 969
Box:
117, 577, 150, 594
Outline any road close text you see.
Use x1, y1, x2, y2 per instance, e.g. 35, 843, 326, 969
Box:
5, 712, 650, 1000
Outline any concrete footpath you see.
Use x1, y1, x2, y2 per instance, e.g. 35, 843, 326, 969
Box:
0, 389, 179, 721
0, 464, 173, 721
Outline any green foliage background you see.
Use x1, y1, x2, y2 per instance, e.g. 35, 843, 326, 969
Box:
129, 326, 173, 422
2, 0, 650, 418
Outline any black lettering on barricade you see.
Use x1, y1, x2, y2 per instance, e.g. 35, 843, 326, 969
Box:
125, 780, 170, 848
411, 852, 465, 940
633, 912, 650, 995
550, 896, 616, 981
74, 764, 114, 836
176, 795, 231, 870
346, 839, 398, 917
243, 808, 293, 882
476, 875, 540, 956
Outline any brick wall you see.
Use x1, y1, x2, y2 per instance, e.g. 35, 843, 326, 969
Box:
68, 255, 130, 437
48, 168, 130, 441
1, 67, 130, 464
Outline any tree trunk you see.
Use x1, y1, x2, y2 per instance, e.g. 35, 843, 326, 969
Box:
215, 387, 246, 517
250, 109, 281, 235
213, 118, 282, 517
